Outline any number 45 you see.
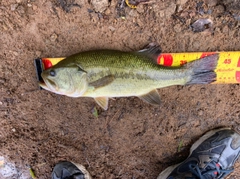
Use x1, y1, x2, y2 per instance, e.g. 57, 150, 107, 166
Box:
224, 59, 231, 64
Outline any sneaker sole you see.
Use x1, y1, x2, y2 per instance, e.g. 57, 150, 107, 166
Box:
157, 127, 232, 179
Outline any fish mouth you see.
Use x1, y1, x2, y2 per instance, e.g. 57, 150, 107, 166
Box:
39, 80, 47, 88
39, 79, 58, 92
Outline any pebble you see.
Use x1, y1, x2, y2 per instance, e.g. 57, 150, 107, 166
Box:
91, 0, 109, 13
191, 18, 213, 32
233, 14, 240, 21
0, 78, 6, 84
35, 51, 42, 57
50, 33, 58, 42
11, 51, 18, 56
153, 2, 176, 19
128, 9, 138, 17
17, 5, 25, 14
10, 4, 18, 11
136, 4, 145, 14
105, 8, 111, 15
12, 128, 16, 132
214, 5, 225, 14
174, 24, 182, 33
177, 0, 188, 5
177, 5, 183, 12
193, 120, 200, 127
108, 26, 115, 31
32, 5, 38, 11
189, 86, 196, 92
165, 3, 176, 19
192, 41, 200, 49
222, 25, 228, 34
205, 0, 218, 7
198, 110, 203, 116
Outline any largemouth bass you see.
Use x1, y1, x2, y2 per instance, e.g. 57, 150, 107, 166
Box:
40, 44, 219, 110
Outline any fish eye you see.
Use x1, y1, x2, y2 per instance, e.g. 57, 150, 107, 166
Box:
49, 70, 56, 77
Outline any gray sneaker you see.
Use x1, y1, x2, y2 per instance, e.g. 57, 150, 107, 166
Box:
51, 161, 92, 179
158, 128, 240, 179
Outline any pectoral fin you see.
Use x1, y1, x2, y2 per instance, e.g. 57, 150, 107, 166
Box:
138, 89, 161, 105
94, 97, 109, 110
89, 75, 115, 89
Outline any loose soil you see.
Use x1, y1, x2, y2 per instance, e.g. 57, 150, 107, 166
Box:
0, 0, 240, 178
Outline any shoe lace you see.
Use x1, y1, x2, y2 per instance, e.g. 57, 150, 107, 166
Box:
188, 161, 233, 179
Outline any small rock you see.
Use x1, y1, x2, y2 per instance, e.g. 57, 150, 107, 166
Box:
136, 4, 145, 14
50, 33, 58, 42
90, 13, 98, 23
191, 18, 213, 33
233, 14, 240, 21
35, 51, 42, 57
193, 120, 200, 127
180, 11, 188, 17
16, 0, 22, 3
174, 24, 182, 33
192, 41, 200, 49
153, 2, 176, 19
207, 9, 212, 14
91, 0, 109, 13
0, 78, 6, 84
177, 5, 183, 12
136, 19, 144, 26
189, 86, 196, 91
177, 0, 188, 5
10, 4, 18, 11
222, 25, 228, 34
0, 101, 2, 105
108, 26, 115, 31
12, 128, 16, 132
12, 51, 18, 56
105, 8, 111, 15
17, 5, 25, 14
205, 0, 218, 7
2, 24, 8, 30
128, 9, 138, 17
189, 11, 196, 18
186, 19, 191, 26
165, 2, 176, 18
88, 9, 94, 13
214, 5, 225, 14
198, 110, 203, 116
32, 5, 38, 11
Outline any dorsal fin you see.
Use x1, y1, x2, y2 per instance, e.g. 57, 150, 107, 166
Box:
137, 42, 161, 64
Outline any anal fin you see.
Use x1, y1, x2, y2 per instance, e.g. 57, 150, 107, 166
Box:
138, 89, 161, 105
94, 97, 109, 110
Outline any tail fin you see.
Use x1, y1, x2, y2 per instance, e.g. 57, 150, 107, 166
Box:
186, 54, 219, 85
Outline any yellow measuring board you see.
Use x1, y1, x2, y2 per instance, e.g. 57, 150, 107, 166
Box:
40, 52, 240, 84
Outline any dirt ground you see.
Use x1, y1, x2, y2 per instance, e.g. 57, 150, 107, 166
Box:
0, 0, 240, 178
